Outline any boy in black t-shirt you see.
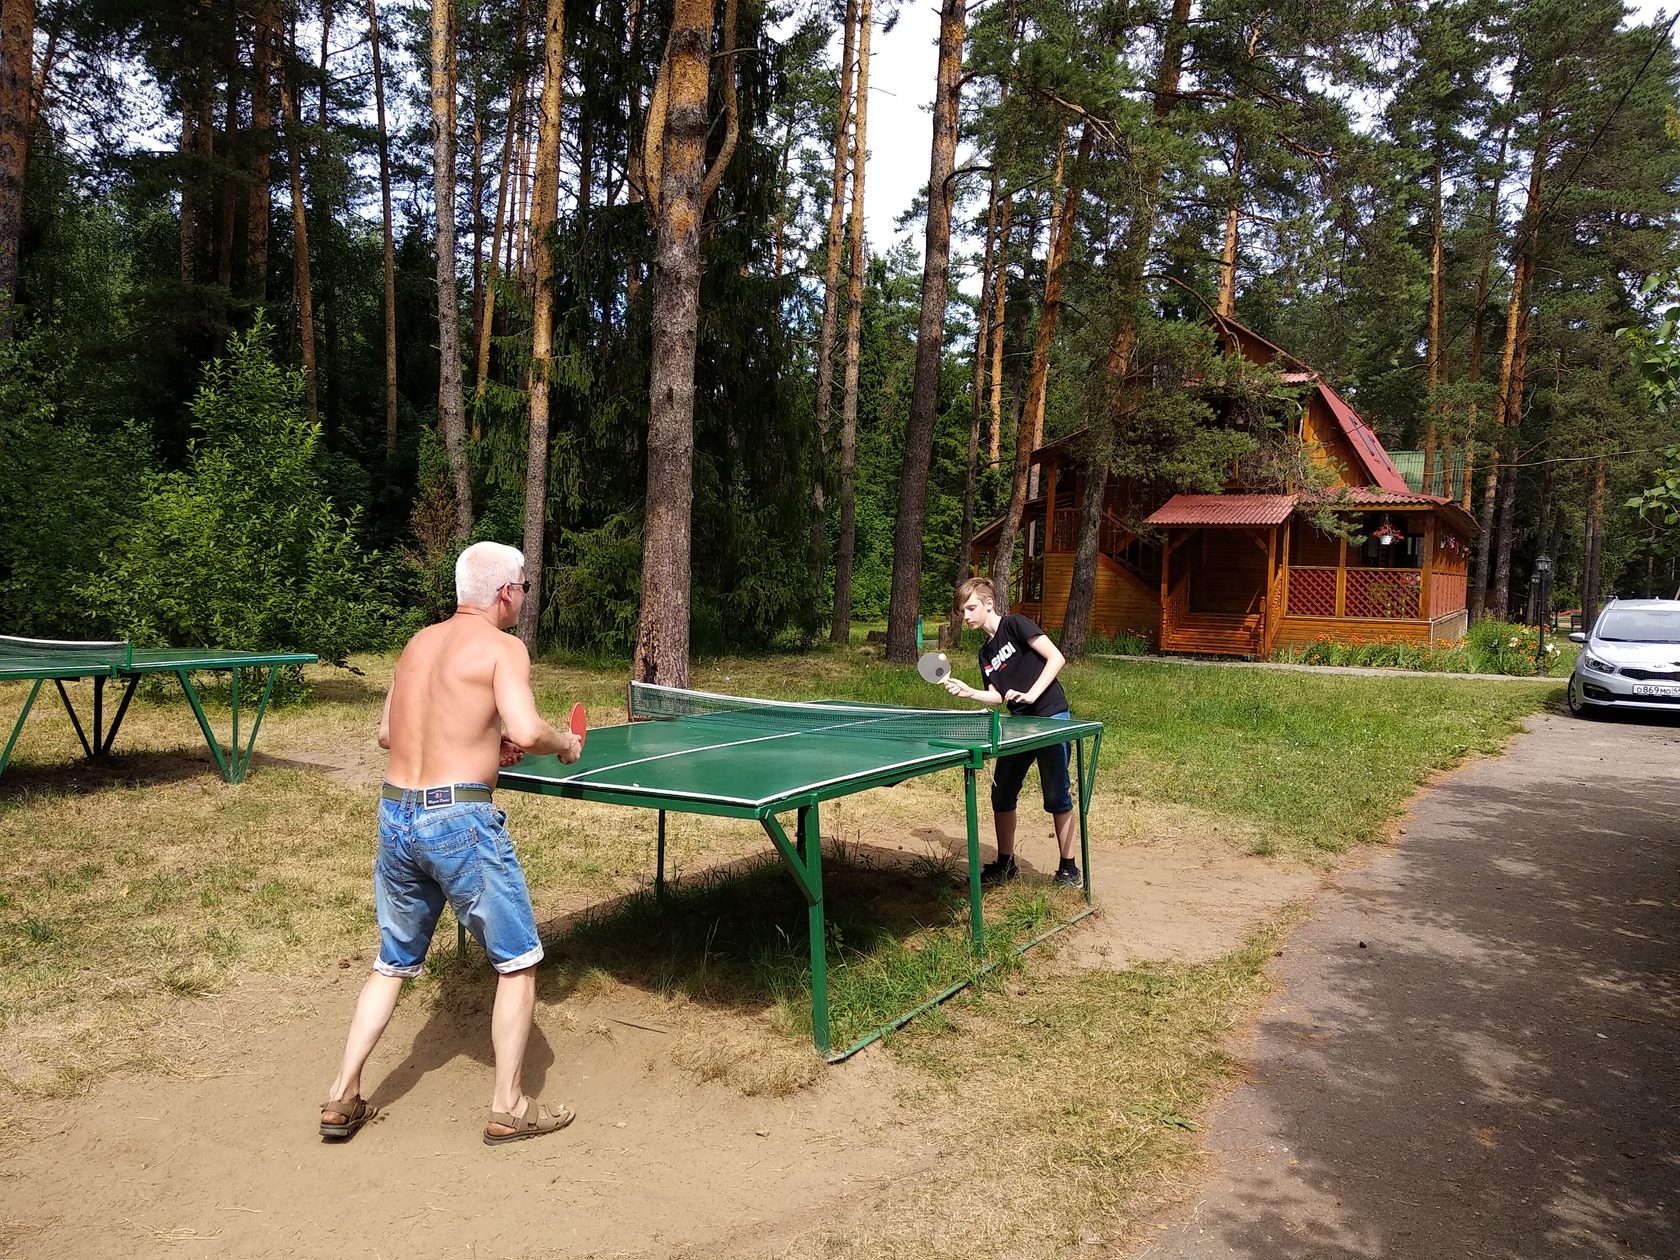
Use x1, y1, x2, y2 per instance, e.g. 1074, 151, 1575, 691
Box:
941, 577, 1080, 888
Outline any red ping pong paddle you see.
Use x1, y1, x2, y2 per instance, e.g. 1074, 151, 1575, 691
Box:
569, 702, 587, 750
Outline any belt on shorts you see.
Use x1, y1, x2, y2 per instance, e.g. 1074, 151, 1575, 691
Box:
381, 782, 493, 808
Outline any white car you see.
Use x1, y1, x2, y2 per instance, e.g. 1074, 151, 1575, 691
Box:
1567, 598, 1680, 716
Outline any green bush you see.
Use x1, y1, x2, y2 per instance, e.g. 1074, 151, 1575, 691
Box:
0, 327, 151, 636
80, 317, 407, 663
1465, 619, 1562, 676
1275, 623, 1567, 676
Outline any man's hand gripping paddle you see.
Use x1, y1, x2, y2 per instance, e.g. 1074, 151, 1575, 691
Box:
916, 651, 951, 685
568, 702, 588, 750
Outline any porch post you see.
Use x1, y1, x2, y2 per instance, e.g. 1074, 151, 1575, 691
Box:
1281, 516, 1293, 612
1264, 524, 1278, 654
1336, 529, 1348, 617
1420, 514, 1436, 620
1045, 456, 1059, 552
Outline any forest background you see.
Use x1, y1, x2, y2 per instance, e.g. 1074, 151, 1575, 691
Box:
2, 0, 1679, 682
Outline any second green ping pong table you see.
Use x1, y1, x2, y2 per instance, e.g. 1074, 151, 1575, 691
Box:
499, 681, 1104, 1059
0, 635, 318, 783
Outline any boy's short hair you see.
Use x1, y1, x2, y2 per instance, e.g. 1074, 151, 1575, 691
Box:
957, 577, 997, 605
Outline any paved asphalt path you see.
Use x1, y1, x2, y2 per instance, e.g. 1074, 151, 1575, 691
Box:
1135, 711, 1680, 1260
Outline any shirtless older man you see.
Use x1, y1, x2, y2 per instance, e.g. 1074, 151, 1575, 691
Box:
319, 541, 583, 1145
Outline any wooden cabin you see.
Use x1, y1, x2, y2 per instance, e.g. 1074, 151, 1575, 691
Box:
969, 317, 1481, 658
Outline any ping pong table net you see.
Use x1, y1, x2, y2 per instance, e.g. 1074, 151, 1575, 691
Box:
628, 681, 1001, 750
0, 635, 134, 671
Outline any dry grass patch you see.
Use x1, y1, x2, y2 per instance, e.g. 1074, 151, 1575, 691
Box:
769, 915, 1301, 1260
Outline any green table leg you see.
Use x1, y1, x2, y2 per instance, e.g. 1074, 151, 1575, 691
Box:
1, 678, 46, 776
98, 676, 141, 755
761, 805, 829, 1056
53, 679, 95, 758
801, 804, 830, 1056
175, 666, 283, 783
656, 810, 667, 908
965, 760, 984, 957
1076, 732, 1101, 906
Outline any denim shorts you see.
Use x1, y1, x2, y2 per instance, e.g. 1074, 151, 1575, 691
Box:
372, 784, 544, 977
990, 710, 1074, 815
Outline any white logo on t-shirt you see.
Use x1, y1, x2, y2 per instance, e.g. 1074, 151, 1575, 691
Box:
984, 641, 1016, 677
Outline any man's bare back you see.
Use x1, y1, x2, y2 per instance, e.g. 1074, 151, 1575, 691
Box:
323, 542, 580, 1150
380, 609, 578, 789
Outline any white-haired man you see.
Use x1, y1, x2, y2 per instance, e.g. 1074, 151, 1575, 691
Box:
319, 541, 583, 1145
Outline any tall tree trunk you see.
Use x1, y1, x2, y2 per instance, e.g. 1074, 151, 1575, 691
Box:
25, 0, 52, 131
509, 102, 529, 280
950, 165, 1004, 645
179, 106, 197, 284
1469, 248, 1531, 620
988, 197, 1013, 467
278, 43, 318, 425
368, 0, 399, 462
1582, 457, 1605, 627
1490, 302, 1533, 616
466, 12, 488, 365
0, 0, 34, 339
217, 0, 240, 292
633, 0, 715, 687
247, 0, 275, 302
810, 0, 858, 605
830, 0, 871, 644
770, 107, 796, 279
991, 123, 1092, 615
885, 0, 965, 663
1471, 112, 1548, 621
318, 0, 331, 135
432, 0, 473, 540
518, 0, 564, 647
1423, 142, 1443, 492
474, 0, 530, 400
1463, 99, 1514, 511
1060, 456, 1109, 659
623, 0, 646, 303
1217, 139, 1242, 316
1061, 0, 1190, 647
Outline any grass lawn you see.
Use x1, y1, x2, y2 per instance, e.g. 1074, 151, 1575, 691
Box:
0, 645, 1560, 1255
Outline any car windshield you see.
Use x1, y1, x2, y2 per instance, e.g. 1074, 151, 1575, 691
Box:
1596, 609, 1680, 643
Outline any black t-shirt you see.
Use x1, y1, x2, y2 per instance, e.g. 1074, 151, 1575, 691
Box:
979, 614, 1069, 716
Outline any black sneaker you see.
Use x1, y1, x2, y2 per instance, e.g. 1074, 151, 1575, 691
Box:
1052, 863, 1083, 890
979, 855, 1019, 885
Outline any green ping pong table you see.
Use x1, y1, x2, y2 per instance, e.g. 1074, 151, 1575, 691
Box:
498, 681, 1104, 1060
0, 635, 318, 783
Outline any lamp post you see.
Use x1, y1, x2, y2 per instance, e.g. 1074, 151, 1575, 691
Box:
1533, 553, 1553, 674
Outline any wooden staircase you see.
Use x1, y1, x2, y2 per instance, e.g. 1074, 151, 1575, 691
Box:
1163, 611, 1262, 655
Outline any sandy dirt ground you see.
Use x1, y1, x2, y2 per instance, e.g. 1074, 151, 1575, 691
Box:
0, 739, 1322, 1259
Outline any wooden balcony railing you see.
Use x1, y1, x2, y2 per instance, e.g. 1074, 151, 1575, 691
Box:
1286, 566, 1422, 619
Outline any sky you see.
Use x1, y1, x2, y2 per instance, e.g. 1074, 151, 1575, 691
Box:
854, 0, 1680, 260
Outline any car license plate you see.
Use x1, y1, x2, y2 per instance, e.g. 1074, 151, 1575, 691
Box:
1631, 683, 1680, 697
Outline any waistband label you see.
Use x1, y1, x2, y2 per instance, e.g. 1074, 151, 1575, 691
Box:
423, 786, 456, 809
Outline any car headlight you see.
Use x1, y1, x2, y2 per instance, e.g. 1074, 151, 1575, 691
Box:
1582, 655, 1617, 675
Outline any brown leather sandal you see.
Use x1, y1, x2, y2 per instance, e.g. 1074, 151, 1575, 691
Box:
319, 1094, 378, 1140
483, 1097, 576, 1146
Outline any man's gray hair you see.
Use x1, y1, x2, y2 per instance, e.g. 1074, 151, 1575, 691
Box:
455, 541, 525, 607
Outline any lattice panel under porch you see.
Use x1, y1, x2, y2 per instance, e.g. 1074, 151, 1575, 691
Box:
1287, 567, 1336, 616
1344, 570, 1421, 619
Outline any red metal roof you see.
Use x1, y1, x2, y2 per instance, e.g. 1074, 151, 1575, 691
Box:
1318, 382, 1412, 494
1146, 494, 1298, 527
1312, 485, 1483, 537
1329, 487, 1448, 506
